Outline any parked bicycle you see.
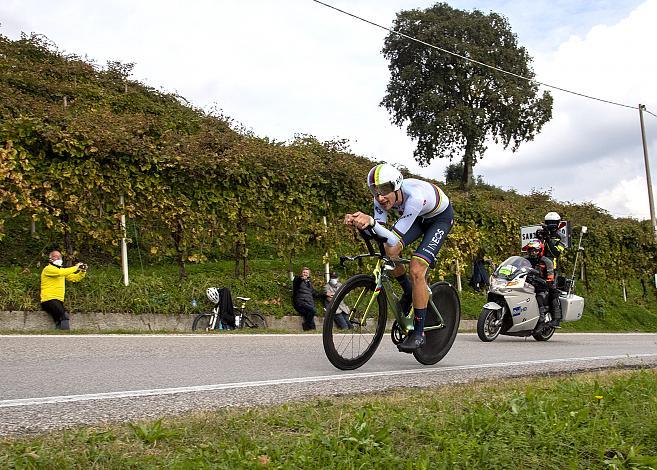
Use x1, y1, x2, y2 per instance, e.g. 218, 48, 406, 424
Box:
323, 230, 460, 370
192, 289, 267, 331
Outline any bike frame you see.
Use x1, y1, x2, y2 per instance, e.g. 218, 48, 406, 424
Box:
345, 255, 446, 334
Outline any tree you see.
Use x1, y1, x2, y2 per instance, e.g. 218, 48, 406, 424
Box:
444, 162, 463, 184
381, 3, 553, 187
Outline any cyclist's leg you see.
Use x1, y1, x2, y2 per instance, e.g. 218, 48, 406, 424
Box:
399, 205, 454, 352
392, 221, 424, 313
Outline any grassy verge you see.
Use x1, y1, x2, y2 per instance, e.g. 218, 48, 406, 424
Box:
2, 259, 657, 332
1, 369, 656, 468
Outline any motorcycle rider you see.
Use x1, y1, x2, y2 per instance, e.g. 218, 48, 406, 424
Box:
524, 239, 556, 327
537, 212, 566, 327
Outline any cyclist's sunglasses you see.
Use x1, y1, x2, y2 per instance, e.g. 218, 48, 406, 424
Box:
368, 182, 396, 197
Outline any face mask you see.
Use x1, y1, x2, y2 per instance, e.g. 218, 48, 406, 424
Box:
329, 279, 338, 287
51, 259, 63, 267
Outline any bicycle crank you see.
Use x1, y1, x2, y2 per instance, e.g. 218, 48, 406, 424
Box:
390, 321, 406, 345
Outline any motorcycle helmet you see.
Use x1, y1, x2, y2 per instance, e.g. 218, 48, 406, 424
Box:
367, 163, 403, 197
526, 239, 544, 260
544, 212, 561, 231
206, 287, 221, 304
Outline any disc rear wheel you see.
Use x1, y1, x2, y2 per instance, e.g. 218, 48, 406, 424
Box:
413, 282, 460, 365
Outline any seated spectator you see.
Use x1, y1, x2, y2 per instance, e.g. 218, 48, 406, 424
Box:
292, 267, 324, 331
323, 272, 352, 330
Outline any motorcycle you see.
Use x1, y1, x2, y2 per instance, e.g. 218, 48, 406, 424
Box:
477, 227, 587, 342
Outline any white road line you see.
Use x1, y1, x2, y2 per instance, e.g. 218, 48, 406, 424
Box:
0, 333, 656, 338
1, 353, 656, 408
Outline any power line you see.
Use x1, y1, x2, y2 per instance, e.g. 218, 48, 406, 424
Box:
311, 0, 644, 112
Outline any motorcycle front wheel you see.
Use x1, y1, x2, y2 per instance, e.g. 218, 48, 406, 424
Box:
477, 308, 502, 342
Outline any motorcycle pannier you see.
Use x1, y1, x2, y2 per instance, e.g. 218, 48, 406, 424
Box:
560, 294, 584, 322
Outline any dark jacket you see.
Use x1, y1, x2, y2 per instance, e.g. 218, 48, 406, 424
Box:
292, 276, 323, 310
540, 227, 566, 266
526, 255, 555, 291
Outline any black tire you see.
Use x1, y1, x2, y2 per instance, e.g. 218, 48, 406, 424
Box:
532, 326, 555, 341
243, 312, 268, 329
477, 308, 502, 342
322, 274, 387, 370
192, 313, 215, 331
414, 282, 460, 365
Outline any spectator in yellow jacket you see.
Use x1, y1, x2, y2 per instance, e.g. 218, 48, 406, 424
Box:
40, 250, 87, 330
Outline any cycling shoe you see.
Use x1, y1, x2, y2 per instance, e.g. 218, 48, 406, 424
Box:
397, 333, 425, 353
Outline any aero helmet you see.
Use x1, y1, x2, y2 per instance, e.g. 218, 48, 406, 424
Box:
544, 212, 561, 231
367, 163, 403, 197
206, 287, 221, 304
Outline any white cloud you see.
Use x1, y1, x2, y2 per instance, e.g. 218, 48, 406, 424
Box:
476, 0, 657, 219
595, 176, 656, 219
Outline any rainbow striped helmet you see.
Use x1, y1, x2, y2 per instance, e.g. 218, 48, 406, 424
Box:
367, 163, 403, 197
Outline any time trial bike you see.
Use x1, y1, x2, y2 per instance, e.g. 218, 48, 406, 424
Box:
322, 229, 460, 370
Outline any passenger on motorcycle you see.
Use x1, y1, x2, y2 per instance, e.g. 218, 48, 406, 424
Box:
344, 163, 454, 353
539, 212, 567, 267
524, 239, 557, 327
537, 212, 566, 326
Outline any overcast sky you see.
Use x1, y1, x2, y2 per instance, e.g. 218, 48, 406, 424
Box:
2, 0, 656, 220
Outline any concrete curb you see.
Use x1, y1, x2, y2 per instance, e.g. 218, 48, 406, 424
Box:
0, 311, 477, 333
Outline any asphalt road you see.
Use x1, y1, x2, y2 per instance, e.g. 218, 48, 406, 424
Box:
1, 332, 656, 436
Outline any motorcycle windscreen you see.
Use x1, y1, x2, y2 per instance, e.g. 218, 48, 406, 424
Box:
493, 256, 532, 281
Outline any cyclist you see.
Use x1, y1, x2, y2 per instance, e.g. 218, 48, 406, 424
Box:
344, 163, 454, 352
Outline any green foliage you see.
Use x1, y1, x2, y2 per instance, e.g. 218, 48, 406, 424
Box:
0, 34, 373, 279
381, 3, 553, 186
129, 419, 177, 445
0, 32, 654, 296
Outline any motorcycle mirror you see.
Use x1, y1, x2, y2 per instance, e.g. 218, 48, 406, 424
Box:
581, 226, 588, 234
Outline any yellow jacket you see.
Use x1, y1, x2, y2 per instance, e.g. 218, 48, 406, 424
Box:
40, 264, 86, 303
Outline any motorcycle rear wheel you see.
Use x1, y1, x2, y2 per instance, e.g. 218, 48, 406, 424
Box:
477, 308, 502, 342
532, 325, 555, 341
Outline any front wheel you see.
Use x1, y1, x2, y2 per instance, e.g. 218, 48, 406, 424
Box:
414, 282, 460, 365
323, 274, 387, 370
477, 308, 503, 342
192, 313, 215, 331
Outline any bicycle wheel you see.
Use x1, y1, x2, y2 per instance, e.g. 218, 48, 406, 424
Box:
243, 311, 268, 329
192, 313, 215, 331
322, 274, 387, 370
414, 282, 460, 365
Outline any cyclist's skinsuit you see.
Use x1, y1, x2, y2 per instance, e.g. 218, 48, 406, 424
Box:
370, 178, 454, 267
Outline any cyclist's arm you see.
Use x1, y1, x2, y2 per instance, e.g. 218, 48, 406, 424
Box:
373, 199, 387, 224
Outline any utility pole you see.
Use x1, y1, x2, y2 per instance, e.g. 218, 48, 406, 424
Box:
639, 104, 657, 242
